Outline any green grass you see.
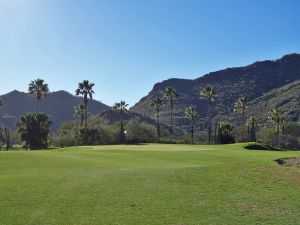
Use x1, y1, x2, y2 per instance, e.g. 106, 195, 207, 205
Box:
1, 144, 300, 225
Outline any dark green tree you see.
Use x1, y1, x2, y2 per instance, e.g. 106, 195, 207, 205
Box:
28, 79, 49, 113
268, 108, 285, 146
234, 96, 248, 138
4, 126, 10, 150
164, 87, 177, 140
150, 96, 164, 143
17, 113, 52, 150
75, 80, 95, 129
217, 121, 235, 144
185, 106, 198, 144
201, 86, 217, 144
0, 126, 5, 149
79, 128, 99, 145
247, 116, 258, 142
113, 101, 128, 144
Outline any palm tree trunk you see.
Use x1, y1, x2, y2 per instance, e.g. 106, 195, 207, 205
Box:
242, 108, 245, 138
4, 126, 10, 150
252, 127, 256, 142
214, 121, 218, 144
85, 108, 88, 129
207, 103, 212, 145
191, 120, 194, 144
84, 100, 88, 145
120, 110, 125, 144
81, 115, 84, 128
208, 121, 211, 144
156, 107, 160, 143
277, 124, 280, 147
170, 103, 173, 141
36, 98, 40, 113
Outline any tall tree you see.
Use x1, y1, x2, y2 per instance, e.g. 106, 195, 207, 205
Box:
113, 101, 128, 144
17, 113, 52, 150
74, 104, 85, 128
185, 106, 198, 144
201, 86, 217, 144
150, 96, 164, 143
75, 80, 95, 129
268, 108, 285, 147
4, 126, 10, 150
164, 87, 177, 140
28, 79, 49, 113
246, 116, 258, 142
234, 96, 248, 138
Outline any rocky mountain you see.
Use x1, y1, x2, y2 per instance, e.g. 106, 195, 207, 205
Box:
0, 90, 110, 130
232, 80, 300, 126
131, 53, 300, 131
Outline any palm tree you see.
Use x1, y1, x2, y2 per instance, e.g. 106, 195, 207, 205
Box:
75, 80, 95, 129
185, 106, 198, 144
164, 87, 177, 140
268, 108, 285, 146
17, 113, 52, 150
234, 96, 248, 138
113, 101, 128, 144
246, 116, 258, 142
28, 79, 49, 112
201, 86, 217, 144
217, 121, 236, 144
150, 96, 164, 143
74, 104, 85, 128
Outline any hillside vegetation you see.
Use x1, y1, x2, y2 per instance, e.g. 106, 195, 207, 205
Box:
218, 80, 300, 131
131, 54, 300, 131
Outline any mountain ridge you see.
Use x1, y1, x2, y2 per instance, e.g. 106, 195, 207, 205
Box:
131, 53, 300, 131
0, 90, 110, 130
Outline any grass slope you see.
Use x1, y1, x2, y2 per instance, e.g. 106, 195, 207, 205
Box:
1, 144, 300, 225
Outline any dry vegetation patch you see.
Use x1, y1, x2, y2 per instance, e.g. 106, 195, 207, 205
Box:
276, 157, 300, 166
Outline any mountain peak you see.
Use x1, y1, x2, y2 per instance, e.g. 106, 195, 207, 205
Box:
278, 53, 300, 62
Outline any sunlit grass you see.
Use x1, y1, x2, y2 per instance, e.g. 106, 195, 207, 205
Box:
1, 144, 300, 225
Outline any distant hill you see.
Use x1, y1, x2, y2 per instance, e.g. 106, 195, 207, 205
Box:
131, 53, 300, 131
0, 90, 110, 130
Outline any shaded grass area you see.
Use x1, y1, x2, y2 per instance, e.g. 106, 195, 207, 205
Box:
1, 144, 300, 225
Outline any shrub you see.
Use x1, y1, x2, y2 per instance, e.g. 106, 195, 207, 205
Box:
243, 143, 283, 151
278, 135, 300, 150
126, 120, 156, 143
258, 129, 275, 146
52, 121, 79, 147
176, 135, 192, 144
217, 122, 236, 144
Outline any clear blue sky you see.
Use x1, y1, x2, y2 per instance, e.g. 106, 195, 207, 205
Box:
0, 0, 299, 106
